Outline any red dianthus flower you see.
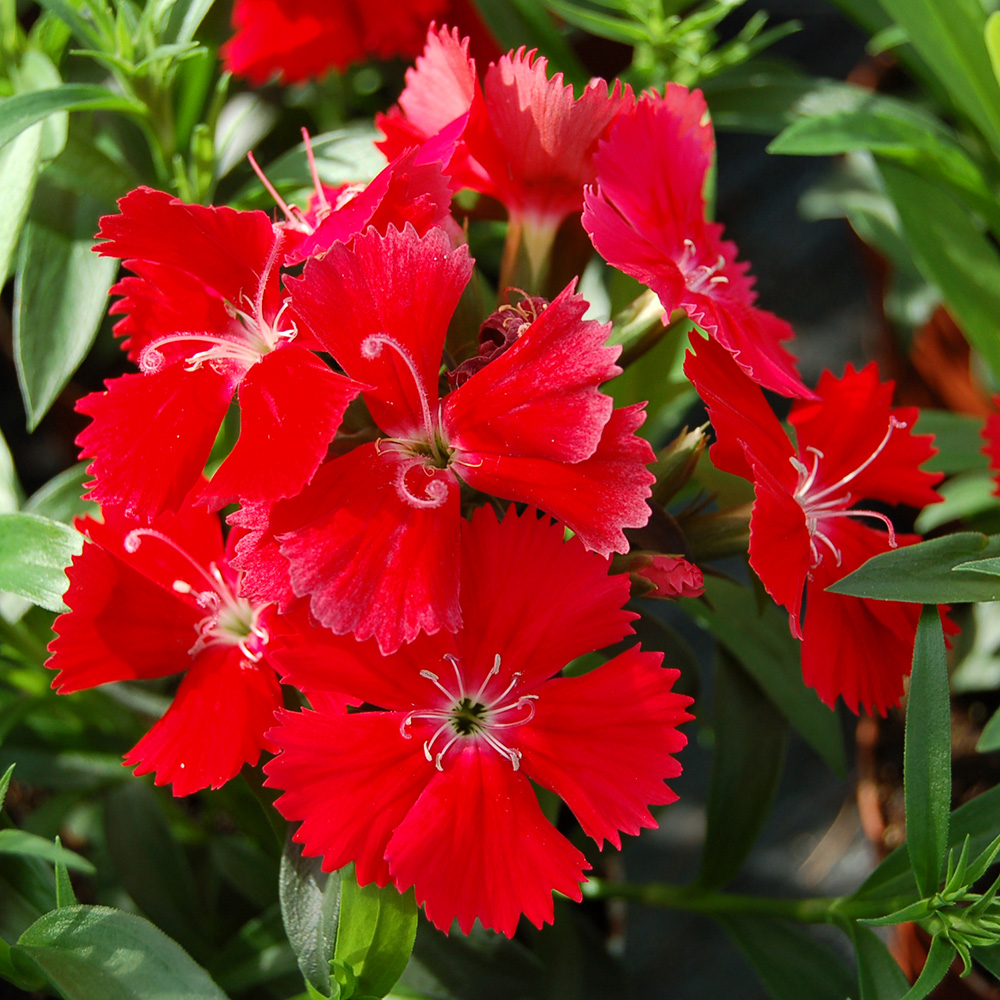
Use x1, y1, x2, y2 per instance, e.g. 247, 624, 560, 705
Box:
265, 505, 693, 936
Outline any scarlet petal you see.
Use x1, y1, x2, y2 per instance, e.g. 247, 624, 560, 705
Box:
287, 225, 471, 439
229, 502, 297, 610
76, 366, 234, 520
124, 648, 282, 796
96, 187, 280, 316
445, 282, 619, 464
457, 405, 655, 556
455, 506, 636, 691
47, 541, 200, 694
196, 345, 362, 509
986, 407, 1000, 497
519, 647, 692, 849
266, 708, 431, 887
277, 444, 461, 653
385, 746, 589, 936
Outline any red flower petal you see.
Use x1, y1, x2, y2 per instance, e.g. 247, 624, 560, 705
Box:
266, 708, 431, 886
76, 366, 234, 521
288, 224, 471, 439
518, 647, 691, 849
195, 345, 362, 509
229, 502, 297, 611
276, 444, 462, 653
445, 281, 619, 465
455, 506, 636, 692
385, 746, 589, 935
456, 405, 655, 556
124, 647, 282, 796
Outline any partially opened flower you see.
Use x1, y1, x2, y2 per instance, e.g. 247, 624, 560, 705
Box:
235, 222, 655, 652
685, 333, 942, 713
76, 187, 363, 520
265, 505, 693, 936
584, 86, 811, 399
47, 502, 282, 795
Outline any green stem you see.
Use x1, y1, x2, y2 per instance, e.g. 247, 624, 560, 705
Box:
0, 616, 49, 665
582, 879, 916, 925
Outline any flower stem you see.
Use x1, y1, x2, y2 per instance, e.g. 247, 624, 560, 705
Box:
581, 879, 915, 925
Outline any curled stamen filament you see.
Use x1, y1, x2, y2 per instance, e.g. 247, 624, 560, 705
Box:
395, 460, 450, 510
139, 333, 261, 374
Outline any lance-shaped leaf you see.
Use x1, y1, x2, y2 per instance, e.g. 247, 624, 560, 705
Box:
0, 512, 83, 612
845, 920, 911, 1000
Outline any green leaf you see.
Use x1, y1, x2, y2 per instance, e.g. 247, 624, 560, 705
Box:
53, 836, 77, 909
684, 576, 847, 776
899, 933, 953, 1000
914, 470, 996, 534
718, 915, 857, 1000
0, 763, 13, 811
279, 835, 342, 996
23, 463, 95, 524
14, 199, 118, 429
976, 706, 1000, 753
543, 0, 647, 45
0, 431, 22, 516
0, 86, 146, 151
974, 940, 1000, 979
988, 12, 1000, 89
905, 607, 951, 899
876, 0, 1000, 154
0, 512, 83, 612
879, 159, 1000, 386
846, 921, 911, 1000
0, 830, 94, 873
13, 905, 230, 1000
33, 0, 104, 48
104, 782, 204, 957
165, 0, 216, 43
334, 867, 417, 999
829, 532, 1000, 603
699, 650, 787, 889
0, 124, 42, 282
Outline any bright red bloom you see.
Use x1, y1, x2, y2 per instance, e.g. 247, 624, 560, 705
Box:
983, 403, 1000, 496
583, 86, 811, 399
222, 0, 450, 84
378, 27, 634, 269
47, 502, 282, 796
633, 554, 704, 599
265, 505, 692, 936
235, 223, 655, 653
76, 187, 362, 520
685, 333, 943, 714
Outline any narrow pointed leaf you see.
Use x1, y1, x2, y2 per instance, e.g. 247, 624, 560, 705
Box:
900, 934, 954, 1000
0, 87, 145, 150
846, 921, 911, 1000
0, 763, 14, 811
0, 831, 94, 873
53, 837, 77, 909
0, 512, 83, 612
0, 125, 42, 282
904, 608, 951, 898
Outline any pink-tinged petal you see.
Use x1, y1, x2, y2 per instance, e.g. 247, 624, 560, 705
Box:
518, 647, 692, 850
634, 555, 704, 599
196, 345, 363, 509
683, 294, 811, 400
985, 406, 1000, 497
76, 366, 235, 521
385, 746, 589, 936
474, 49, 634, 223
274, 624, 456, 711
746, 457, 812, 638
96, 187, 281, 315
229, 502, 297, 611
803, 524, 921, 716
277, 444, 461, 653
790, 364, 942, 508
124, 647, 282, 796
287, 225, 471, 439
454, 506, 635, 693
683, 331, 793, 483
457, 405, 655, 557
266, 708, 431, 887
445, 282, 619, 464
47, 540, 200, 693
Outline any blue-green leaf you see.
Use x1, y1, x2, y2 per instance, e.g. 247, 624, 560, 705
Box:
0, 512, 83, 612
905, 608, 951, 899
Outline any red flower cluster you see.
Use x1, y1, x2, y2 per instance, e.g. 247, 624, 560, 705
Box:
47, 24, 948, 936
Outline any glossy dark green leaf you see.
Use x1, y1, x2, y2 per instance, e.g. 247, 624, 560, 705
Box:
699, 651, 787, 889
0, 87, 145, 150
104, 783, 204, 957
334, 867, 417, 999
846, 921, 910, 1000
13, 905, 230, 1000
905, 608, 951, 898
718, 915, 857, 1000
14, 204, 118, 430
278, 835, 341, 996
880, 160, 1000, 385
0, 512, 83, 612
684, 576, 846, 775
0, 830, 94, 873
829, 532, 1000, 603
